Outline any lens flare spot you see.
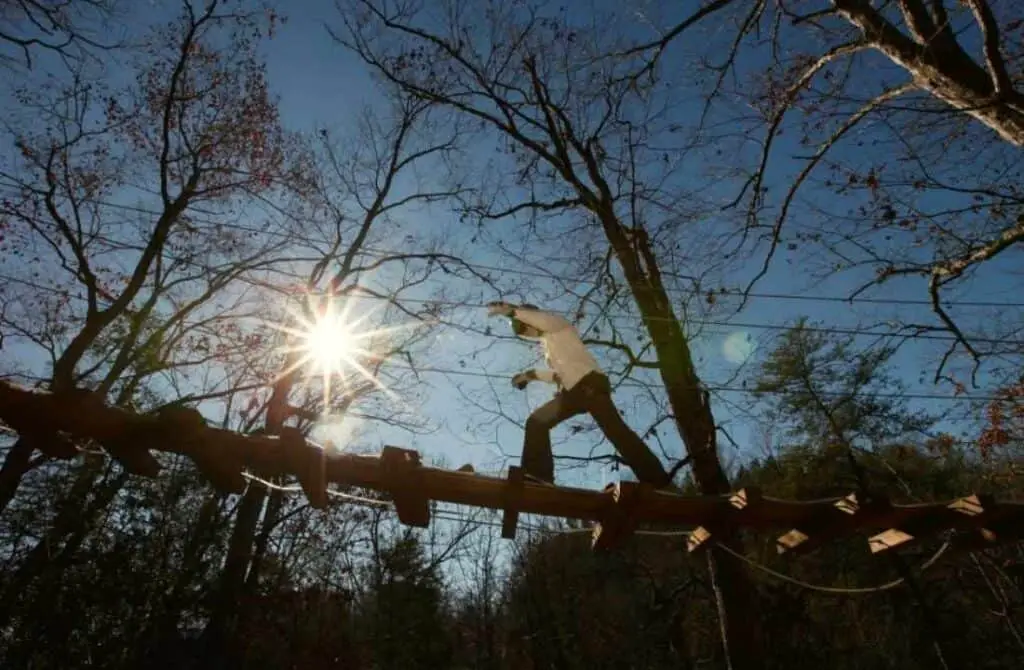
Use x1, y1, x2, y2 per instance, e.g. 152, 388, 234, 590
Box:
722, 331, 755, 365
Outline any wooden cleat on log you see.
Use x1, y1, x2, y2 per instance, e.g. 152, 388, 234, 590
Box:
947, 498, 1024, 554
157, 405, 247, 494
501, 466, 525, 539
22, 431, 78, 460
776, 492, 890, 556
592, 481, 651, 551
685, 487, 762, 555
95, 402, 164, 477
101, 438, 163, 478
155, 404, 208, 433
868, 494, 994, 554
281, 426, 327, 510
686, 526, 713, 553
380, 446, 430, 527
191, 452, 248, 494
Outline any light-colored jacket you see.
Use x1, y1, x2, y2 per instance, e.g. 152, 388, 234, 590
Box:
513, 307, 602, 390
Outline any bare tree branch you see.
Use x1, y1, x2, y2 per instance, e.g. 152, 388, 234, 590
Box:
963, 0, 1013, 97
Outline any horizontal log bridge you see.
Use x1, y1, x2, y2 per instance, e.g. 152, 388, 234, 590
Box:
0, 381, 1020, 555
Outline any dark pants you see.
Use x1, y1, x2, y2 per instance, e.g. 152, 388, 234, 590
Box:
522, 371, 671, 487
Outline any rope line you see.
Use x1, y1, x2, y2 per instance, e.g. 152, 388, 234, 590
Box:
715, 540, 951, 595
242, 472, 958, 597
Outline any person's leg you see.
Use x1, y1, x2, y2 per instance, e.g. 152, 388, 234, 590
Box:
522, 393, 585, 483
581, 375, 672, 487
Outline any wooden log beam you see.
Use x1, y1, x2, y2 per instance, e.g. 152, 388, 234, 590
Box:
281, 426, 327, 510
947, 496, 1024, 554
161, 405, 246, 494
20, 430, 77, 460
1, 381, 1023, 552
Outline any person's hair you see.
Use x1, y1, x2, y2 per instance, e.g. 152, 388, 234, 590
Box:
511, 304, 540, 337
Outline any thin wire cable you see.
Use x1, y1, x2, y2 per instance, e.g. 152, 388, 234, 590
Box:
241, 472, 393, 507
36, 195, 1024, 309
383, 362, 1008, 401
6, 270, 1012, 344
328, 489, 394, 507
635, 528, 693, 537
260, 488, 955, 598
0, 277, 1006, 401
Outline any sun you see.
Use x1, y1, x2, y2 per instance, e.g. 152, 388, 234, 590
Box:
302, 309, 357, 376
268, 292, 407, 412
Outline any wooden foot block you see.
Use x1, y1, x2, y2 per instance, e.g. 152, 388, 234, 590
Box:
776, 492, 890, 556
868, 494, 994, 554
280, 427, 326, 510
686, 487, 762, 555
592, 481, 651, 551
380, 446, 430, 527
501, 466, 525, 539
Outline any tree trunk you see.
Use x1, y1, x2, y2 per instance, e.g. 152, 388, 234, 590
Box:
202, 483, 266, 654
595, 206, 764, 668
0, 438, 35, 514
245, 485, 285, 593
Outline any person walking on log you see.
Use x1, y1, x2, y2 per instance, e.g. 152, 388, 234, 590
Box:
487, 301, 672, 488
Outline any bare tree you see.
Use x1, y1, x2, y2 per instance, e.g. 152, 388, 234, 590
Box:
332, 0, 767, 665
0, 0, 307, 511
200, 84, 493, 653
0, 0, 122, 70
626, 1, 1024, 385
0, 1, 321, 631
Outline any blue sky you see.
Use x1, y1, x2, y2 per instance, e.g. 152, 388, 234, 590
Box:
252, 0, 1022, 486
1, 0, 1021, 504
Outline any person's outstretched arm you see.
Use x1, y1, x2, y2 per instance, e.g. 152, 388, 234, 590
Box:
487, 301, 572, 334
512, 306, 572, 333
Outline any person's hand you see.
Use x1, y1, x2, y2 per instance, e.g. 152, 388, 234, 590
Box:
511, 371, 533, 390
487, 300, 516, 317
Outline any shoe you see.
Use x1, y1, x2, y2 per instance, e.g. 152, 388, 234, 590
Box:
456, 463, 476, 474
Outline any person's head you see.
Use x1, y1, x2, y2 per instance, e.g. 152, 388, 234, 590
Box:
510, 303, 542, 338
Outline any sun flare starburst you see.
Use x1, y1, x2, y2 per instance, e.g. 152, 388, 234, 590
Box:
268, 292, 417, 415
